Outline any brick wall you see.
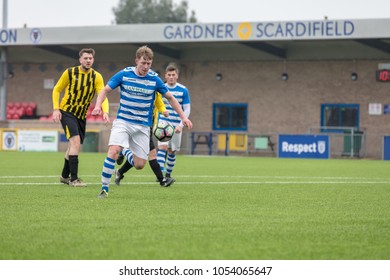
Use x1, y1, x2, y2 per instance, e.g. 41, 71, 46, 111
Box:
5, 59, 390, 158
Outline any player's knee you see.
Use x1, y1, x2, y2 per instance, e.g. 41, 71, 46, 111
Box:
107, 146, 121, 159
133, 162, 146, 170
133, 158, 147, 170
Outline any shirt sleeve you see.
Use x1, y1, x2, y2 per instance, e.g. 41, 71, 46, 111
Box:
52, 70, 69, 110
156, 77, 169, 95
182, 88, 191, 105
96, 73, 109, 113
107, 70, 123, 90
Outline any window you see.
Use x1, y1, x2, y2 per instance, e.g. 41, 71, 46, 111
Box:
321, 104, 359, 132
213, 103, 248, 131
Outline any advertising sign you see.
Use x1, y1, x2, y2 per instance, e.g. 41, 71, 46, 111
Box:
2, 130, 17, 150
278, 134, 329, 159
3, 18, 390, 46
17, 130, 58, 152
383, 136, 390, 160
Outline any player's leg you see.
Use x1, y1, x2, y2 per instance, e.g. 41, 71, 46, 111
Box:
114, 144, 132, 186
147, 131, 167, 185
165, 132, 182, 178
148, 132, 162, 180
121, 124, 149, 170
149, 148, 174, 187
122, 148, 147, 169
116, 151, 125, 165
149, 148, 162, 182
60, 145, 70, 184
99, 121, 150, 198
165, 151, 176, 178
157, 142, 168, 174
98, 119, 133, 197
126, 125, 150, 170
114, 149, 147, 187
68, 135, 83, 185
99, 145, 121, 198
59, 111, 85, 187
114, 160, 132, 186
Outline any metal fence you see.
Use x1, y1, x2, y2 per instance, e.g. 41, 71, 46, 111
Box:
181, 131, 277, 157
307, 126, 366, 158
181, 127, 366, 158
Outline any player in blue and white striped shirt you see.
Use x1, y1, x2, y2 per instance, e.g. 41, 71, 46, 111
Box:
157, 63, 191, 181
92, 46, 192, 198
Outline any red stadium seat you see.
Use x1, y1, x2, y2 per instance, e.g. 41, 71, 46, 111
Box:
7, 106, 16, 115
11, 113, 20, 120
16, 107, 25, 116
14, 102, 22, 109
7, 102, 15, 110
25, 106, 34, 116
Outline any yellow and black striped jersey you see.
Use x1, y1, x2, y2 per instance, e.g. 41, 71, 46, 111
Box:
52, 66, 108, 119
153, 92, 166, 126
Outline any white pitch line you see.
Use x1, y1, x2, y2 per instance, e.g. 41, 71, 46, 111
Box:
2, 181, 390, 186
1, 175, 390, 180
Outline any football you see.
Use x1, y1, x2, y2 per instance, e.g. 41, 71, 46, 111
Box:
153, 120, 174, 142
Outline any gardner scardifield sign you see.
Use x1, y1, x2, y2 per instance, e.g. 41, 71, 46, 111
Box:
1, 18, 390, 46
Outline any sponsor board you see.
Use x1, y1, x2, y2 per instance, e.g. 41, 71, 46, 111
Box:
17, 130, 58, 152
278, 134, 329, 159
1, 130, 17, 150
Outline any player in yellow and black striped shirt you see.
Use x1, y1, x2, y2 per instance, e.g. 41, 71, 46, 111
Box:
52, 48, 109, 187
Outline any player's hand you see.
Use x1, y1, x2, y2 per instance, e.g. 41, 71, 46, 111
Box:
182, 118, 192, 129
92, 107, 102, 116
52, 109, 61, 122
163, 110, 169, 117
102, 112, 111, 124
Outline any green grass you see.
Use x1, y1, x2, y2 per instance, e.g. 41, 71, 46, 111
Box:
0, 152, 389, 260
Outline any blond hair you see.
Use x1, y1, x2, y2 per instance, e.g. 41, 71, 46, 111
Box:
136, 45, 154, 60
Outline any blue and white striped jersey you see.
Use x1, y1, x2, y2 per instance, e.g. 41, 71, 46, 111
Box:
158, 82, 190, 127
107, 67, 169, 127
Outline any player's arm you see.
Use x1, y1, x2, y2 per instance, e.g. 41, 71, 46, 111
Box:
164, 91, 192, 129
100, 97, 110, 123
175, 103, 191, 133
92, 85, 112, 116
52, 70, 69, 122
176, 89, 191, 131
95, 74, 110, 123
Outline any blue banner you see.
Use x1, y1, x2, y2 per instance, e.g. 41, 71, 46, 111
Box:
383, 136, 390, 160
278, 134, 329, 159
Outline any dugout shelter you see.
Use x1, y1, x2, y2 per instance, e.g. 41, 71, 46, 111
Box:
1, 19, 390, 158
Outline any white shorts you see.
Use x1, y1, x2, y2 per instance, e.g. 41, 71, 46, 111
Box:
108, 119, 150, 160
158, 130, 182, 152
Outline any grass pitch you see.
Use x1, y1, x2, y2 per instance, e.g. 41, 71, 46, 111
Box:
0, 151, 389, 260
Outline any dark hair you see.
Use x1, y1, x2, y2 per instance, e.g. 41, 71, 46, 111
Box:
79, 48, 95, 57
165, 63, 179, 74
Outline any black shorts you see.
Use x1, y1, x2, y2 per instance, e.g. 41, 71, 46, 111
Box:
60, 110, 86, 144
149, 127, 155, 150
